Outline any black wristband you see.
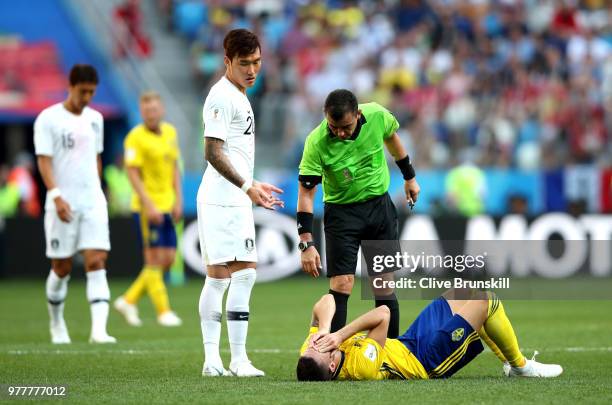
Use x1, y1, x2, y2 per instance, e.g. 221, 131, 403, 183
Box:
298, 174, 322, 189
297, 211, 314, 235
395, 155, 416, 180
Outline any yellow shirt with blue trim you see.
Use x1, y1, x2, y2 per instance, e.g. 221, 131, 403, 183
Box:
124, 122, 180, 212
300, 327, 429, 380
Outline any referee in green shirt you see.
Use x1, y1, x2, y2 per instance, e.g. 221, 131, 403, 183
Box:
296, 89, 420, 338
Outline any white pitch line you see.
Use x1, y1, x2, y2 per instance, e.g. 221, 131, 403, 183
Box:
6, 347, 612, 356
5, 348, 295, 355
564, 347, 612, 352
519, 347, 612, 353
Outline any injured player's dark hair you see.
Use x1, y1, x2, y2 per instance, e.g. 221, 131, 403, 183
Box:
296, 356, 332, 381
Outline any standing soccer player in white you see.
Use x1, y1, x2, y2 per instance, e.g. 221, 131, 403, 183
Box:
34, 64, 116, 344
198, 29, 283, 377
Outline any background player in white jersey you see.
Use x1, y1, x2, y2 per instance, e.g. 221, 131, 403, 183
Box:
34, 64, 116, 344
198, 29, 283, 377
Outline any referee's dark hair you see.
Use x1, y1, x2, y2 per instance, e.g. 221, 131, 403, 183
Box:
69, 64, 99, 86
224, 29, 261, 60
296, 356, 333, 381
324, 89, 358, 122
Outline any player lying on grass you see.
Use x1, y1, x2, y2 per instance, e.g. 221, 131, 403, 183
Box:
297, 290, 563, 381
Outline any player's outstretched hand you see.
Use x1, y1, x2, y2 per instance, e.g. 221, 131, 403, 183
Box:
247, 182, 284, 210
145, 203, 164, 225
54, 196, 73, 223
404, 178, 420, 208
315, 332, 342, 353
301, 246, 322, 278
257, 181, 284, 196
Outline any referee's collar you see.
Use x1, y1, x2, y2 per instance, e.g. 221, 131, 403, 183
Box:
328, 114, 367, 141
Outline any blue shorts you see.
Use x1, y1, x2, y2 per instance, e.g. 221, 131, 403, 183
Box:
398, 297, 484, 378
132, 213, 177, 249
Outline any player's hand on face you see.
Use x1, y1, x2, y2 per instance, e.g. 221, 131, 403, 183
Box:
247, 183, 284, 210
54, 197, 73, 223
309, 332, 328, 348
145, 202, 164, 225
310, 332, 326, 343
404, 178, 420, 208
301, 246, 322, 278
315, 332, 342, 353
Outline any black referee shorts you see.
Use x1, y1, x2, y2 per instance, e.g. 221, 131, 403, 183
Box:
324, 192, 399, 278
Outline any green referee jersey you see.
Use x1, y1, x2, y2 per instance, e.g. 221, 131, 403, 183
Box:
299, 102, 399, 204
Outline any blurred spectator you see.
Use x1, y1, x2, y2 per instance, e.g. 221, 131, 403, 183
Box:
567, 198, 587, 217
190, 7, 233, 86
104, 157, 132, 217
7, 152, 40, 217
0, 164, 20, 218
445, 162, 486, 217
507, 194, 529, 215
114, 0, 152, 58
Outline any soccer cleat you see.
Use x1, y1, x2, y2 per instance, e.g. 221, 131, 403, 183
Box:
229, 361, 265, 377
202, 363, 230, 377
114, 296, 143, 327
89, 333, 117, 344
157, 311, 182, 327
503, 351, 563, 378
50, 320, 71, 344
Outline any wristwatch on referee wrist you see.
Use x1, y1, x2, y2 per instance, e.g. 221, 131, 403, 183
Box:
298, 241, 315, 252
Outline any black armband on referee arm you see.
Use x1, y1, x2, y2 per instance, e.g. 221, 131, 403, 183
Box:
297, 211, 314, 235
298, 175, 322, 189
395, 155, 416, 180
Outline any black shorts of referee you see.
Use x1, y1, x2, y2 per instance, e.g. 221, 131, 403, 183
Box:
324, 192, 399, 277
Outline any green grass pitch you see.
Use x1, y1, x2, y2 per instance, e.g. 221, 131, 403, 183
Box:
1, 276, 611, 404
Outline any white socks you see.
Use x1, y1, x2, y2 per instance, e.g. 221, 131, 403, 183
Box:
199, 269, 257, 368
86, 269, 111, 337
199, 276, 230, 366
46, 270, 69, 325
226, 268, 256, 366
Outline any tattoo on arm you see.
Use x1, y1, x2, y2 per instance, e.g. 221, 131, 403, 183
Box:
205, 138, 245, 188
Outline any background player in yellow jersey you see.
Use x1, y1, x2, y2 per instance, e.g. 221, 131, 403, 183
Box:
297, 292, 563, 381
114, 91, 183, 327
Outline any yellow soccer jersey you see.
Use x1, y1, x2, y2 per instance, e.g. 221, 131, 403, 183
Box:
124, 122, 180, 212
300, 327, 428, 380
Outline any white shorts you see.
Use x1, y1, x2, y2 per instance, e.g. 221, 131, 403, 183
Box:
197, 203, 257, 266
44, 204, 110, 258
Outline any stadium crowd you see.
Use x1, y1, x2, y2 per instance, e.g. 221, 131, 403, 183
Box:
176, 0, 611, 170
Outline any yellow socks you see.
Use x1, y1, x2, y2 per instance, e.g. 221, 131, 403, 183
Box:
481, 293, 526, 367
124, 269, 148, 304
478, 327, 507, 363
144, 266, 170, 315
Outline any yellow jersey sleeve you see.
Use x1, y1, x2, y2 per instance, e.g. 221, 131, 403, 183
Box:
342, 337, 384, 380
124, 129, 142, 168
299, 327, 319, 356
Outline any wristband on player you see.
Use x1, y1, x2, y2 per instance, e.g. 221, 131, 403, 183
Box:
48, 188, 62, 201
296, 211, 314, 235
395, 156, 416, 180
240, 181, 252, 193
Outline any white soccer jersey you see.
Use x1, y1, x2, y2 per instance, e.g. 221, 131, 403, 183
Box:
34, 103, 106, 211
198, 76, 255, 207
